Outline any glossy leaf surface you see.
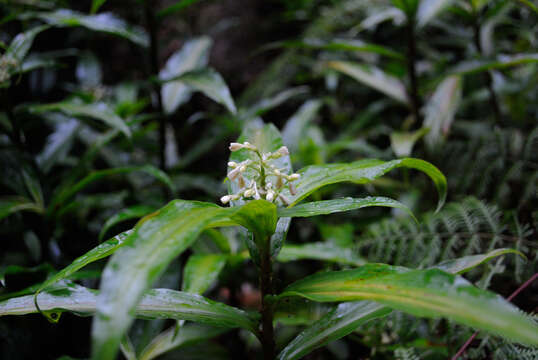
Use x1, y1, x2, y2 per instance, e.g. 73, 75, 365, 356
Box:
182, 254, 227, 295
279, 264, 538, 346
278, 243, 365, 266
98, 205, 156, 241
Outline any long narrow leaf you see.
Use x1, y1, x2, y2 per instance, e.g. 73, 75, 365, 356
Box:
98, 206, 155, 241
278, 264, 538, 346
278, 243, 365, 266
182, 254, 227, 295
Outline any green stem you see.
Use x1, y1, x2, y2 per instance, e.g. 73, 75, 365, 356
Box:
259, 237, 276, 360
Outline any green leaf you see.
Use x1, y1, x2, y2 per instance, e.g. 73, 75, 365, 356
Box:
277, 196, 416, 222
91, 0, 108, 14
138, 324, 227, 360
36, 231, 131, 296
3, 284, 257, 332
228, 121, 293, 260
5, 25, 50, 62
91, 200, 271, 360
423, 75, 462, 149
98, 205, 156, 241
432, 248, 526, 274
278, 243, 365, 266
24, 9, 149, 47
282, 100, 323, 153
416, 0, 455, 28
230, 200, 277, 248
278, 249, 527, 359
450, 53, 538, 75
182, 254, 227, 295
278, 264, 538, 346
49, 165, 173, 212
0, 196, 43, 221
328, 61, 409, 105
280, 158, 447, 212
277, 301, 390, 360
159, 37, 212, 114
390, 127, 429, 157
161, 68, 236, 114
36, 118, 80, 173
157, 0, 204, 18
29, 101, 131, 138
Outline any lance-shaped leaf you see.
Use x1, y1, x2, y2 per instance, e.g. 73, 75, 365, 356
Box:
161, 68, 236, 114
416, 0, 454, 28
49, 165, 173, 212
282, 100, 323, 153
29, 101, 131, 138
328, 61, 409, 105
278, 243, 365, 266
228, 121, 293, 260
278, 249, 526, 360
277, 196, 415, 221
2, 284, 258, 333
432, 248, 526, 274
0, 196, 44, 221
138, 324, 228, 360
277, 301, 390, 360
98, 205, 156, 241
5, 25, 50, 63
278, 264, 538, 346
91, 199, 274, 360
159, 37, 212, 114
23, 9, 149, 47
182, 254, 227, 295
423, 75, 462, 149
279, 158, 446, 211
36, 118, 80, 173
449, 53, 538, 75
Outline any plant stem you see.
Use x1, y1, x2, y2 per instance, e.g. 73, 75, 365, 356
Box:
259, 239, 276, 360
144, 0, 166, 171
406, 16, 421, 124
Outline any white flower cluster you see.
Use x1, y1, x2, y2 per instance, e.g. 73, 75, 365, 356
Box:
221, 142, 300, 205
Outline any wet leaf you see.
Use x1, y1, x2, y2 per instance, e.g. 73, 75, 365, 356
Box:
182, 254, 227, 295
278, 243, 366, 266
278, 264, 538, 346
98, 205, 156, 241
432, 248, 526, 274
0, 196, 43, 221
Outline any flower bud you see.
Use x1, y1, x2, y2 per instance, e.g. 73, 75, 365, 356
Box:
288, 173, 300, 181
277, 146, 289, 156
227, 167, 241, 180
244, 188, 255, 197
220, 195, 231, 204
266, 190, 275, 202
229, 143, 243, 151
289, 182, 297, 196
228, 161, 238, 168
273, 169, 281, 176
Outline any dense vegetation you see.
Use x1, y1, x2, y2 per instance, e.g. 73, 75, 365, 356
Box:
0, 0, 537, 359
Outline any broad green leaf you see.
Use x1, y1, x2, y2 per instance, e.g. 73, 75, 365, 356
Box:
278, 249, 526, 359
328, 61, 409, 105
24, 9, 149, 47
91, 200, 272, 360
278, 243, 365, 266
98, 205, 156, 241
228, 121, 293, 260
277, 196, 416, 222
29, 101, 131, 138
279, 158, 447, 211
278, 264, 538, 346
390, 127, 429, 157
36, 231, 131, 297
49, 165, 173, 212
230, 200, 277, 247
159, 37, 212, 114
450, 53, 538, 75
182, 254, 227, 295
416, 0, 455, 28
432, 248, 526, 274
138, 324, 227, 360
37, 118, 80, 173
157, 0, 204, 18
515, 0, 538, 14
5, 25, 50, 62
423, 75, 462, 149
0, 196, 43, 220
277, 301, 390, 360
3, 284, 257, 333
282, 100, 322, 152
161, 68, 236, 114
